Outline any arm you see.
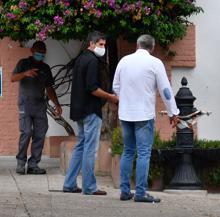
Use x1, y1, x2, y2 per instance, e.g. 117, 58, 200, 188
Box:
46, 87, 62, 116
11, 68, 38, 82
91, 88, 118, 104
155, 60, 179, 127
86, 59, 118, 104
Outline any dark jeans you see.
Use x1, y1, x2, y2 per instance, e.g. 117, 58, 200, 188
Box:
16, 100, 48, 168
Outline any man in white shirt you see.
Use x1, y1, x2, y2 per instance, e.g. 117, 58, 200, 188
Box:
113, 34, 179, 203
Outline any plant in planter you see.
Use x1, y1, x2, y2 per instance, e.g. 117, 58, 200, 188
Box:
148, 130, 173, 191
203, 166, 220, 193
206, 167, 220, 186
194, 139, 220, 149
111, 127, 123, 156
153, 130, 176, 150
110, 127, 123, 188
148, 163, 163, 191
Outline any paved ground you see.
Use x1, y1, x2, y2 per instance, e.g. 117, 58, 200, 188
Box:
0, 156, 219, 217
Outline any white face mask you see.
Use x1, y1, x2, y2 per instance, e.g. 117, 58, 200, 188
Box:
94, 46, 105, 57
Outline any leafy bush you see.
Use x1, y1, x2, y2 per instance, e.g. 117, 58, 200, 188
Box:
111, 127, 220, 155
153, 131, 175, 149
194, 139, 220, 149
111, 127, 123, 156
204, 167, 220, 186
0, 0, 203, 47
111, 128, 175, 156
149, 163, 162, 180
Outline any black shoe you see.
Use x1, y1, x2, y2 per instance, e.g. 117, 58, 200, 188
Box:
16, 165, 25, 175
27, 166, 46, 175
63, 187, 82, 193
134, 193, 161, 203
92, 189, 107, 195
120, 192, 134, 201
84, 189, 107, 195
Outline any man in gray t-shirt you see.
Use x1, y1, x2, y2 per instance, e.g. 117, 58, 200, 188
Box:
11, 41, 62, 175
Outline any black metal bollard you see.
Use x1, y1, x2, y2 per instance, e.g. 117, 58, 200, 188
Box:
170, 77, 201, 189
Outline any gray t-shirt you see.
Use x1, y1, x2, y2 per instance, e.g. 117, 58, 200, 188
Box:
13, 57, 54, 104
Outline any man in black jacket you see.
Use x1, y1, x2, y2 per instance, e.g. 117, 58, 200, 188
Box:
63, 31, 118, 195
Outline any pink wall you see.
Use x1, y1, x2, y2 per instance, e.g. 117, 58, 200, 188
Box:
0, 38, 31, 154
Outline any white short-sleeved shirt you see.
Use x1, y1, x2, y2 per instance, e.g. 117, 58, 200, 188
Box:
112, 49, 179, 121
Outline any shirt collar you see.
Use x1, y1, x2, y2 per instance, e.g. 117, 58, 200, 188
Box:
135, 49, 150, 55
85, 49, 99, 58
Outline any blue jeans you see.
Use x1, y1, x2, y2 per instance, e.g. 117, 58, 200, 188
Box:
120, 119, 154, 197
63, 114, 102, 194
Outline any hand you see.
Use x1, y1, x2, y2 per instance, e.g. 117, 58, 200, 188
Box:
108, 94, 119, 104
169, 115, 180, 128
54, 104, 62, 117
24, 68, 38, 78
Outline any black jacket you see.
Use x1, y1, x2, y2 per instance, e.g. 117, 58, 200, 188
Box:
70, 49, 103, 121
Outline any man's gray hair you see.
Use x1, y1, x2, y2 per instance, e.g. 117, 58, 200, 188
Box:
86, 31, 106, 46
137, 35, 155, 51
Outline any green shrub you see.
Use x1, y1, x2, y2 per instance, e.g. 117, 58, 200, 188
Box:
153, 131, 175, 149
149, 164, 162, 180
194, 139, 220, 149
111, 127, 220, 155
111, 128, 175, 156
111, 127, 123, 156
204, 167, 220, 186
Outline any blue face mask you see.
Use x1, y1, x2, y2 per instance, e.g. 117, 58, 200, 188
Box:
33, 52, 45, 61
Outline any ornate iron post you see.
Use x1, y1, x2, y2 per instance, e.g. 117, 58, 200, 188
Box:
170, 77, 201, 189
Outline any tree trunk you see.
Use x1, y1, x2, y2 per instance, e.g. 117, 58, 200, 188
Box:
101, 38, 119, 139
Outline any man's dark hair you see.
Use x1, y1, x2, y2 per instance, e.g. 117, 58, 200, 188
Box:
85, 31, 106, 47
137, 35, 155, 51
32, 41, 46, 51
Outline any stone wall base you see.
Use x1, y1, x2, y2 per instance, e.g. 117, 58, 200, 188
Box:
59, 137, 112, 176
43, 136, 74, 158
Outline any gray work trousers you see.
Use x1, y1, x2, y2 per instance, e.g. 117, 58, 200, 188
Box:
16, 100, 48, 168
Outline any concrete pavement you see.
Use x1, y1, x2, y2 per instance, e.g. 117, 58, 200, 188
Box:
0, 156, 219, 217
